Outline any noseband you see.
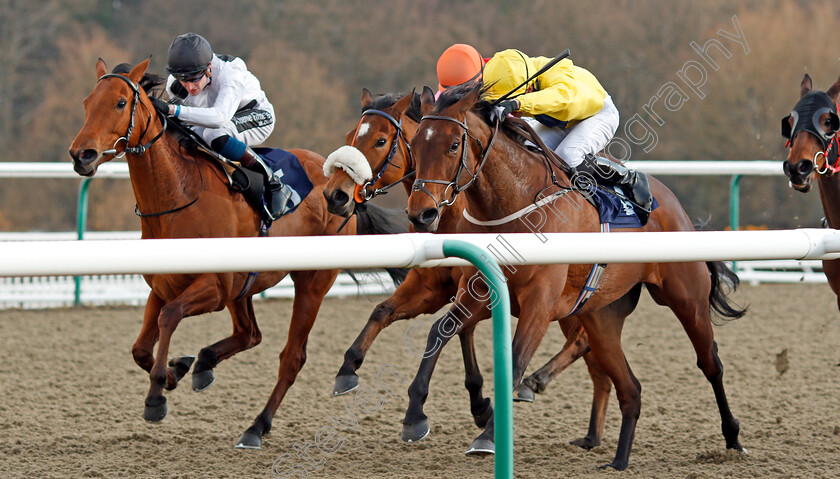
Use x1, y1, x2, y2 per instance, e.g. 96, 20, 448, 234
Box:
411, 114, 497, 209
351, 109, 416, 202
97, 73, 167, 158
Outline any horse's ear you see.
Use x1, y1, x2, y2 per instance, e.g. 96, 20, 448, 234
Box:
826, 75, 840, 103
361, 88, 372, 107
95, 58, 108, 79
420, 86, 435, 116
393, 88, 416, 115
128, 57, 151, 85
801, 73, 813, 98
457, 86, 482, 112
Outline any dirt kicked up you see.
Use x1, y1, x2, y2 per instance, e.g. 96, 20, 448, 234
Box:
1, 283, 838, 478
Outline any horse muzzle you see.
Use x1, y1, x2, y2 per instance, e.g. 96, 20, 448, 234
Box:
68, 148, 102, 177
407, 207, 440, 233
783, 159, 814, 192
323, 187, 354, 218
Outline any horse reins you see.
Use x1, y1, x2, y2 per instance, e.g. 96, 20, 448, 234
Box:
411, 114, 498, 209
97, 73, 203, 217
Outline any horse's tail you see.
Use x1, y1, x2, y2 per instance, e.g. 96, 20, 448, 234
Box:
354, 203, 410, 286
706, 260, 748, 323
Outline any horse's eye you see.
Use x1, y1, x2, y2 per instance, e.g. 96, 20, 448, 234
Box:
116, 99, 127, 109
375, 138, 387, 147
449, 141, 460, 153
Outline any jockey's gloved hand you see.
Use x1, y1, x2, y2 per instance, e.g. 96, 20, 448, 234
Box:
490, 100, 518, 123
150, 97, 171, 116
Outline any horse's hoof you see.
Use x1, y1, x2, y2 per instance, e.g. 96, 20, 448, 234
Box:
333, 374, 359, 396
192, 370, 215, 392
473, 401, 494, 428
143, 400, 168, 422
569, 436, 599, 450
513, 384, 535, 403
169, 356, 195, 378
465, 437, 495, 457
234, 431, 262, 449
598, 461, 627, 471
401, 419, 430, 443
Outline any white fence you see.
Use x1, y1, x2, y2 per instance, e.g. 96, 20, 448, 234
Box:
0, 232, 396, 309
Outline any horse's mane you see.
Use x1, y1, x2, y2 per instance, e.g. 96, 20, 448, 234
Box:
436, 82, 531, 147
111, 63, 166, 98
362, 91, 423, 123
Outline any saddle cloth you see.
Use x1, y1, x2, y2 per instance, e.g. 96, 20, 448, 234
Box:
592, 186, 658, 228
253, 147, 313, 216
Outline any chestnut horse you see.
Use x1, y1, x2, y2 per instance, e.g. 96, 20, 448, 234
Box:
68, 59, 406, 449
782, 74, 840, 311
322, 89, 610, 448
403, 84, 746, 470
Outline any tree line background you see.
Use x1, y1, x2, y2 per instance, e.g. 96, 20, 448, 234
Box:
1, 0, 838, 232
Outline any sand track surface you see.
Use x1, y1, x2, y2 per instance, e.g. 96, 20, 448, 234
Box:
1, 284, 838, 478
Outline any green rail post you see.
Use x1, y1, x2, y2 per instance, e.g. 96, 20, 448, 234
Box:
441, 239, 513, 479
74, 178, 92, 306
729, 174, 741, 273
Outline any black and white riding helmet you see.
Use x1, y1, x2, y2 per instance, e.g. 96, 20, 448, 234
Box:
166, 33, 213, 80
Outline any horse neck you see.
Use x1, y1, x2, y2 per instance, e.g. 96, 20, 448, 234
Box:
460, 125, 548, 222
125, 133, 199, 217
817, 173, 840, 227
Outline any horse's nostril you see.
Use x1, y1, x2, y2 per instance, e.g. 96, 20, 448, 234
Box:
419, 208, 439, 225
80, 149, 99, 162
799, 160, 813, 175
331, 189, 350, 206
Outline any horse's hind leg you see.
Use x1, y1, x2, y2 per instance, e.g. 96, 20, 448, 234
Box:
236, 269, 339, 449
191, 296, 263, 392
334, 269, 452, 395
516, 319, 590, 401
579, 309, 641, 471
648, 267, 743, 452
144, 276, 223, 422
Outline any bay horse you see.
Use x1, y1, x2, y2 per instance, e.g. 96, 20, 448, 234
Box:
322, 88, 611, 448
68, 59, 406, 450
403, 83, 746, 470
782, 73, 840, 311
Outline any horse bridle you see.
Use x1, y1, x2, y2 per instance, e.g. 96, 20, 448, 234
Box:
97, 73, 202, 217
351, 109, 417, 202
98, 73, 167, 158
411, 114, 497, 209
782, 91, 840, 175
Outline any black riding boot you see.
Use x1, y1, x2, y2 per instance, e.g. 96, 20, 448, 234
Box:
576, 154, 653, 224
238, 147, 292, 220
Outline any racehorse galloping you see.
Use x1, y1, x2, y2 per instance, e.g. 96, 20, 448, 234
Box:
782, 73, 840, 311
323, 89, 608, 448
403, 84, 746, 470
68, 59, 406, 449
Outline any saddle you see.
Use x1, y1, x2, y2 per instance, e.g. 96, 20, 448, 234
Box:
505, 117, 653, 225
166, 118, 312, 226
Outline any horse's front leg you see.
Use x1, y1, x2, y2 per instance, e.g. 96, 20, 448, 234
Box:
191, 295, 263, 392
236, 268, 339, 449
401, 291, 490, 443
131, 291, 164, 373
466, 286, 556, 456
143, 276, 224, 422
334, 268, 454, 396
